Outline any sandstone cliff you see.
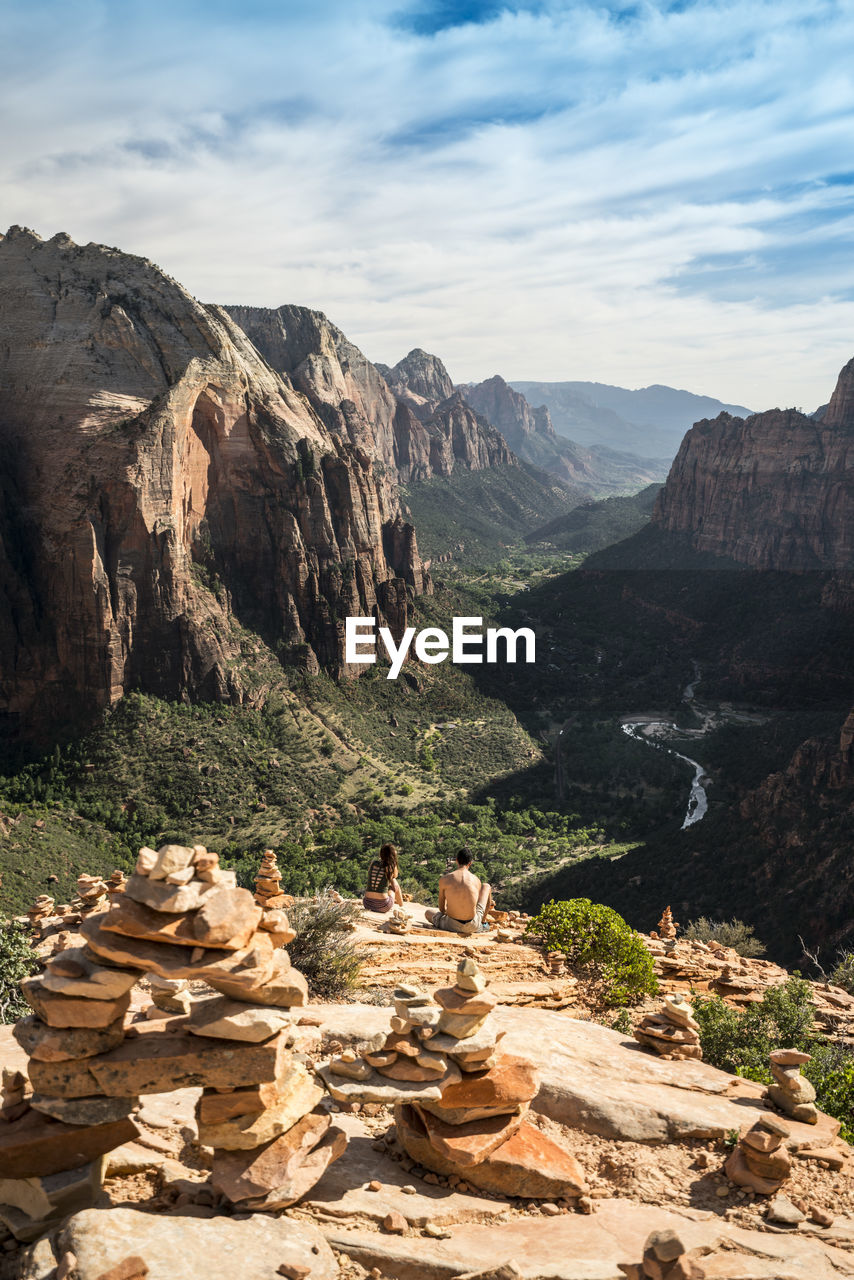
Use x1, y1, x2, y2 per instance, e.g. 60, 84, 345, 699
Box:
0, 228, 429, 742
653, 359, 854, 570
226, 310, 513, 484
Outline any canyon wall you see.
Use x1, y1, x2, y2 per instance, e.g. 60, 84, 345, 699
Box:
0, 228, 428, 741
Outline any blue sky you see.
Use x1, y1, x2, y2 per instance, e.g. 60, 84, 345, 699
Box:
2, 0, 854, 408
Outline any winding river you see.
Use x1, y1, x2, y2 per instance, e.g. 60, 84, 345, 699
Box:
621, 666, 711, 829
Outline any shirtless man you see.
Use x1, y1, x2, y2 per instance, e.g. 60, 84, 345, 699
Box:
426, 849, 493, 935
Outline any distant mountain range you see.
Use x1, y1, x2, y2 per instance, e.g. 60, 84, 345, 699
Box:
511, 380, 753, 458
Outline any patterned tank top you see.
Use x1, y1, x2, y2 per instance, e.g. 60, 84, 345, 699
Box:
367, 859, 390, 892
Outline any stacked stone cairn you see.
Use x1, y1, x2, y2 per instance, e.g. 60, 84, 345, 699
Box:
651, 906, 678, 941
725, 1112, 792, 1194
319, 958, 588, 1201
27, 895, 56, 930
2, 842, 346, 1240
766, 1048, 818, 1124
386, 908, 411, 935
619, 1228, 706, 1280
70, 873, 110, 918
633, 994, 702, 1061
254, 848, 292, 911
106, 869, 127, 898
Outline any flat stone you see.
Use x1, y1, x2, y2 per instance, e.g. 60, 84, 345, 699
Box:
437, 1011, 490, 1039
434, 987, 498, 1017
395, 1106, 587, 1199
82, 913, 273, 982
0, 1108, 138, 1177
0, 1159, 106, 1243
742, 1144, 791, 1180
29, 1095, 138, 1125
28, 1022, 291, 1097
741, 1127, 783, 1153
188, 995, 294, 1042
197, 1065, 323, 1150
42, 949, 139, 999
193, 888, 262, 947
13, 1014, 127, 1063
377, 1056, 446, 1082
198, 1082, 283, 1125
766, 1083, 819, 1122
770, 1048, 811, 1066
124, 873, 236, 913
428, 1025, 506, 1058
318, 1060, 461, 1105
101, 895, 255, 952
210, 1111, 339, 1204
436, 1054, 538, 1115
207, 949, 308, 1007
411, 1102, 525, 1166
767, 1194, 806, 1226
56, 1206, 337, 1280
21, 977, 131, 1029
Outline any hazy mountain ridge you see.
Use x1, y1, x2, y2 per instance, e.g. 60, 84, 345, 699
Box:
512, 379, 753, 458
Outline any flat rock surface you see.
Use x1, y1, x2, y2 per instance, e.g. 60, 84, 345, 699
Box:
303, 1113, 500, 1226
310, 1005, 841, 1144
56, 1206, 338, 1280
324, 1198, 854, 1280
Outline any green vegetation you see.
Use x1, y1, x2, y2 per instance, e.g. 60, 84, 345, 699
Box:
526, 484, 660, 554
525, 898, 658, 1005
0, 922, 39, 1023
286, 890, 366, 1000
683, 917, 766, 957
692, 978, 854, 1143
830, 951, 854, 995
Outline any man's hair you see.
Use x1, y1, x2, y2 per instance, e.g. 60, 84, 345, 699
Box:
456, 849, 473, 867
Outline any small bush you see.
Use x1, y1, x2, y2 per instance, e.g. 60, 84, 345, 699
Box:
0, 921, 39, 1024
830, 950, 854, 994
683, 916, 766, 957
526, 898, 658, 1006
286, 890, 366, 1000
692, 977, 854, 1143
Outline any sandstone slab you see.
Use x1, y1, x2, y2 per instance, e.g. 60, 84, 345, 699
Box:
211, 1110, 347, 1208
193, 887, 262, 946
197, 1081, 283, 1124
13, 1013, 126, 1062
188, 994, 293, 1042
197, 1064, 323, 1150
82, 913, 273, 982
411, 1103, 525, 1166
436, 1054, 538, 1116
21, 977, 131, 1029
42, 948, 139, 999
29, 1094, 138, 1125
124, 873, 235, 914
56, 1205, 337, 1280
101, 894, 255, 952
207, 949, 308, 1007
0, 1108, 138, 1177
0, 1159, 107, 1244
396, 1106, 587, 1199
318, 1059, 461, 1104
28, 1023, 290, 1097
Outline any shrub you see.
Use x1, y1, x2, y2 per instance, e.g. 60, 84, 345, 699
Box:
683, 916, 766, 957
830, 950, 854, 995
0, 921, 39, 1024
526, 898, 658, 1005
286, 889, 367, 1000
692, 977, 854, 1143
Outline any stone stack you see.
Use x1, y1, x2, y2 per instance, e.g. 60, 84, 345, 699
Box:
766, 1048, 818, 1124
145, 974, 192, 1019
106, 869, 127, 897
320, 958, 588, 1202
725, 1113, 792, 1194
3, 842, 346, 1239
652, 906, 678, 941
71, 874, 110, 917
386, 908, 411, 935
633, 994, 702, 1061
619, 1228, 706, 1280
27, 895, 56, 930
254, 849, 292, 911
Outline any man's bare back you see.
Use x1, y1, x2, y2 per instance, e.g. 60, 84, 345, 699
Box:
438, 866, 482, 921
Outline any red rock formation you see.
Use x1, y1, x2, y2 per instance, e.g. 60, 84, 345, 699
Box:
653, 359, 854, 570
0, 228, 428, 741
379, 348, 455, 420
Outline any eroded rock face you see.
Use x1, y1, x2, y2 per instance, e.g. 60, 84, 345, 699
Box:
0, 228, 429, 742
653, 359, 854, 570
228, 310, 513, 483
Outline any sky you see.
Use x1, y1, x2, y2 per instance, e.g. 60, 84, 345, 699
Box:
2, 0, 854, 409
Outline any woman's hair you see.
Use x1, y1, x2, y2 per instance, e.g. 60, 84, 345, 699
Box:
379, 842, 398, 880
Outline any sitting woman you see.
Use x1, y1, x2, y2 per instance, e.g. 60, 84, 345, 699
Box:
363, 842, 404, 914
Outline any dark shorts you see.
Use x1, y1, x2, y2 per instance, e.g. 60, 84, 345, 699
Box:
363, 893, 393, 913
431, 902, 489, 935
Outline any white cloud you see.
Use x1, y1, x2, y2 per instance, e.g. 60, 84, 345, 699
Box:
1, 0, 853, 409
